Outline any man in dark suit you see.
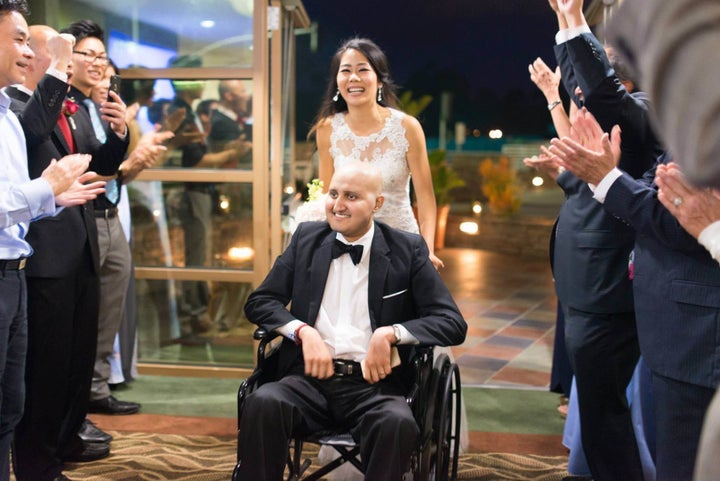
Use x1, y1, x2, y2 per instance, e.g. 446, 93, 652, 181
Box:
552, 109, 720, 481
5, 24, 129, 481
535, 1, 664, 480
236, 162, 467, 481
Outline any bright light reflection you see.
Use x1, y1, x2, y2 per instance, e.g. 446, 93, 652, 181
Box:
228, 247, 254, 261
489, 129, 503, 139
152, 209, 161, 218
532, 176, 544, 187
459, 221, 479, 235
284, 185, 295, 195
200, 20, 216, 28
472, 202, 482, 215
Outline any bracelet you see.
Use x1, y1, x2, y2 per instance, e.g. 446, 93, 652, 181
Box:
548, 100, 562, 111
294, 323, 309, 345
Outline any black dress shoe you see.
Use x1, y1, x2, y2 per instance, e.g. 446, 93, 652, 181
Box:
78, 418, 113, 443
88, 395, 141, 415
62, 441, 110, 462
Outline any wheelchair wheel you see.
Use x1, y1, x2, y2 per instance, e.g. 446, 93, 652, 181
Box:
432, 360, 461, 481
416, 353, 461, 481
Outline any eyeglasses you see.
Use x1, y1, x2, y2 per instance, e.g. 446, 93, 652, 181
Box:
72, 50, 110, 66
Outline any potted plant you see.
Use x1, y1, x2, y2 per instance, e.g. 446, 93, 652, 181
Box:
428, 149, 465, 249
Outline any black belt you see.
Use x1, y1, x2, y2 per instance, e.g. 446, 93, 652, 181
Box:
0, 258, 27, 271
94, 207, 118, 219
332, 359, 363, 378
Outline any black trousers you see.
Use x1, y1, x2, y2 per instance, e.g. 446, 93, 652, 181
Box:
13, 253, 99, 481
564, 306, 644, 481
236, 374, 418, 481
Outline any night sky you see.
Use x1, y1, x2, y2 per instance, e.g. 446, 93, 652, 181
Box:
295, 0, 560, 140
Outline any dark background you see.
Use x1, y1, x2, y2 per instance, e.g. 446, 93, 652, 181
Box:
295, 0, 561, 141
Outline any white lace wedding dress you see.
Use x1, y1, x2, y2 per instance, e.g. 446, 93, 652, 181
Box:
321, 109, 468, 479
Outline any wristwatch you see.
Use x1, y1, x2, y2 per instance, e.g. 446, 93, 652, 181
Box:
392, 324, 402, 345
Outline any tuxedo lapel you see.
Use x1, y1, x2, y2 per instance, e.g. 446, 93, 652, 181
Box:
307, 231, 335, 326
368, 223, 390, 329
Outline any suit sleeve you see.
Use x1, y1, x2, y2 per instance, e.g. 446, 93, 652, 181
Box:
565, 33, 660, 179
401, 236, 467, 347
604, 171, 708, 254
244, 224, 302, 331
14, 75, 66, 147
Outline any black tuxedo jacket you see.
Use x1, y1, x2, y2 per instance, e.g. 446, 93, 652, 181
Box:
6, 75, 128, 277
604, 155, 720, 388
551, 32, 662, 313
244, 221, 467, 379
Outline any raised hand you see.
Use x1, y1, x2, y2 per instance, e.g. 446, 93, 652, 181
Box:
558, 0, 585, 28
41, 153, 91, 195
529, 57, 561, 102
524, 152, 562, 180
47, 32, 75, 73
55, 172, 105, 207
547, 108, 621, 185
656, 163, 720, 239
100, 90, 127, 136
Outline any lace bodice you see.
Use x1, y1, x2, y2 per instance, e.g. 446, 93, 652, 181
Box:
329, 108, 419, 234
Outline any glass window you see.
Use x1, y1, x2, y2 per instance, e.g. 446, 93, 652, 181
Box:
129, 181, 254, 270
136, 279, 256, 366
120, 78, 254, 170
58, 0, 254, 68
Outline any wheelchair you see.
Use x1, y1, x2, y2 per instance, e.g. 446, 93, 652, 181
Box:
231, 328, 462, 481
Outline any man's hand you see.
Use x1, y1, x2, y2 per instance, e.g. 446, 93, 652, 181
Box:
524, 152, 562, 180
558, 0, 586, 28
547, 108, 622, 185
529, 58, 561, 102
41, 153, 91, 196
55, 172, 105, 207
363, 326, 396, 384
47, 32, 75, 73
125, 102, 140, 124
100, 90, 128, 137
298, 326, 334, 379
656, 163, 720, 239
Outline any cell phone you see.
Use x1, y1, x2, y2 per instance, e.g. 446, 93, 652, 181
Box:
107, 74, 121, 101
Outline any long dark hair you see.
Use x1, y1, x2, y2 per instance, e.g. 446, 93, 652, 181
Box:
308, 37, 399, 141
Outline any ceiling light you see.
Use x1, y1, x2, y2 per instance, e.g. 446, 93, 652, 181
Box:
200, 20, 215, 28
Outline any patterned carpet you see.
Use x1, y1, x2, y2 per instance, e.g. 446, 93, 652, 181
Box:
57, 431, 569, 481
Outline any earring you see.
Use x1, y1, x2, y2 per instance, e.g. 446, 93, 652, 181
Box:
333, 89, 339, 102
377, 87, 383, 103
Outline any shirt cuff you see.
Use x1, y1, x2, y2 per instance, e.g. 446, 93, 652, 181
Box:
555, 29, 570, 45
21, 178, 57, 220
46, 67, 68, 83
566, 24, 592, 41
698, 221, 720, 265
276, 320, 306, 343
395, 324, 419, 345
592, 168, 623, 203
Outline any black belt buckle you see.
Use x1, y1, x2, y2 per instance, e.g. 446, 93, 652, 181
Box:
333, 360, 359, 377
95, 207, 118, 219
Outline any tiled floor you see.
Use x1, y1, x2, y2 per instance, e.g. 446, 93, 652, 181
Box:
439, 247, 558, 388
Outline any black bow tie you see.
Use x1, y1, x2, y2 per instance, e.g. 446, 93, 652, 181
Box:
331, 239, 363, 265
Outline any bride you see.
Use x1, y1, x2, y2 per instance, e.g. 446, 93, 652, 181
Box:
308, 37, 468, 478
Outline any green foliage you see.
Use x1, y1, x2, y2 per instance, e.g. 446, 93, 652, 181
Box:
398, 90, 433, 118
429, 150, 465, 206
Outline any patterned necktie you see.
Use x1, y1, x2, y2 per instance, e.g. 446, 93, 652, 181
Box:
331, 239, 363, 265
83, 98, 118, 203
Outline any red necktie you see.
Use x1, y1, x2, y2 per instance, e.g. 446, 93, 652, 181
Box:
57, 114, 76, 153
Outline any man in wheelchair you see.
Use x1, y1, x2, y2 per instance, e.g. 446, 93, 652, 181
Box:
235, 162, 467, 480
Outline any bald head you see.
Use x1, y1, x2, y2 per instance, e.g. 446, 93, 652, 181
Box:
25, 25, 57, 88
325, 162, 384, 242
